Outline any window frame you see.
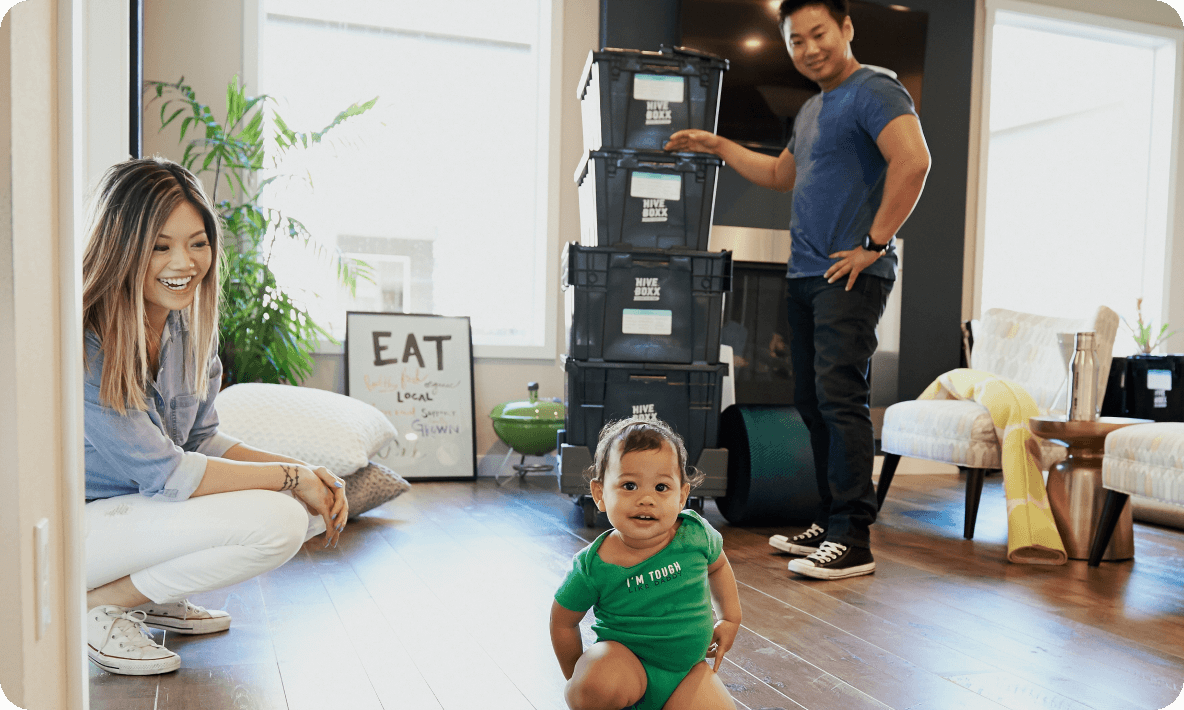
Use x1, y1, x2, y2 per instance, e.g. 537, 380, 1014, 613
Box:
970, 0, 1184, 326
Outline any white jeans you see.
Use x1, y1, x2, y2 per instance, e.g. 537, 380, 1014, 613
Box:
86, 489, 327, 604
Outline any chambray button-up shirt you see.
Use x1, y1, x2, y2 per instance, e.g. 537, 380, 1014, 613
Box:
84, 310, 241, 502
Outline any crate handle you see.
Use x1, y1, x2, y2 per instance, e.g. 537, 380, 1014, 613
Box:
662, 44, 726, 62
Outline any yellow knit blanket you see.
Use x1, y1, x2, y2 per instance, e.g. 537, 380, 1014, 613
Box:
918, 369, 1067, 565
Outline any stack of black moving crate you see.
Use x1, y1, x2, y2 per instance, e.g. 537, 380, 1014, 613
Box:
558, 46, 733, 526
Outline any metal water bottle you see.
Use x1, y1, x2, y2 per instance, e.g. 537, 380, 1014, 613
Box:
1068, 331, 1098, 421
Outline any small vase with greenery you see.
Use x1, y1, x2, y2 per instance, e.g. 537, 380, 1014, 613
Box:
1123, 297, 1175, 355
147, 77, 376, 386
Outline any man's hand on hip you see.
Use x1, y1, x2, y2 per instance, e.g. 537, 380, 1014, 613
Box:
825, 248, 880, 291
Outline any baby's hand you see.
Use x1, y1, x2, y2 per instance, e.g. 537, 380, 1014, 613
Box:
706, 620, 739, 672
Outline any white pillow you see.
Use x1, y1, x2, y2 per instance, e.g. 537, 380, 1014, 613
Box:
216, 383, 397, 475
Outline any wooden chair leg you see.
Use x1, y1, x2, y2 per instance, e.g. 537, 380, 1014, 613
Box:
1088, 490, 1130, 567
877, 453, 902, 510
961, 467, 989, 540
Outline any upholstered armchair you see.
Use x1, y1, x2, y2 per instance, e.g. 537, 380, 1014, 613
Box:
877, 306, 1119, 539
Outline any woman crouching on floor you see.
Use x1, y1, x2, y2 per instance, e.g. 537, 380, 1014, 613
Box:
82, 157, 348, 675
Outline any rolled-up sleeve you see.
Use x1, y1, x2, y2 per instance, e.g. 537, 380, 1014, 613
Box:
184, 353, 241, 458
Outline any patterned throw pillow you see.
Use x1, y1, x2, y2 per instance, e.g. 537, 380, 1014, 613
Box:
344, 461, 412, 518
216, 383, 397, 475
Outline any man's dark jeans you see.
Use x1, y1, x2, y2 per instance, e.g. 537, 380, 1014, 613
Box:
786, 273, 893, 549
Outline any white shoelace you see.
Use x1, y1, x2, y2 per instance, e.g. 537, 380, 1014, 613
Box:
177, 599, 207, 620
807, 541, 848, 564
794, 523, 825, 541
100, 609, 162, 652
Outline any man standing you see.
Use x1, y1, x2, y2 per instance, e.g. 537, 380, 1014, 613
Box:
665, 0, 929, 579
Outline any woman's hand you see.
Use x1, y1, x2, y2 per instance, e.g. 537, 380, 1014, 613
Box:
664, 129, 723, 155
706, 619, 739, 672
283, 464, 344, 548
310, 465, 349, 535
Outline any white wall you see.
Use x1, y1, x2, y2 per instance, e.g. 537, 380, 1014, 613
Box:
2, 0, 129, 706
142, 0, 243, 197
2, 1, 73, 707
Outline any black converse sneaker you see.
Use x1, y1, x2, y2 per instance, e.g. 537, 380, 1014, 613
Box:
788, 541, 875, 580
769, 523, 826, 555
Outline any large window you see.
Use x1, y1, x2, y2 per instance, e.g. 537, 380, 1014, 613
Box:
977, 2, 1181, 355
259, 0, 555, 355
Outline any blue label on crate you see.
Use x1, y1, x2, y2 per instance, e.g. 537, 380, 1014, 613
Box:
1147, 369, 1173, 391
622, 308, 673, 335
633, 74, 684, 103
631, 172, 682, 201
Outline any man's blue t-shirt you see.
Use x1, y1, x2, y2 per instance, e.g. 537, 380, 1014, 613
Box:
786, 67, 917, 281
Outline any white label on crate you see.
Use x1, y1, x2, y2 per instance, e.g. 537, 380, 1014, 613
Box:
641, 198, 669, 223
1147, 369, 1173, 391
632, 403, 660, 421
634, 278, 661, 301
622, 308, 672, 335
1154, 390, 1168, 408
634, 74, 684, 103
631, 172, 682, 201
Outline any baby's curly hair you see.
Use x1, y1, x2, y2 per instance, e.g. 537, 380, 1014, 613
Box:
584, 417, 707, 489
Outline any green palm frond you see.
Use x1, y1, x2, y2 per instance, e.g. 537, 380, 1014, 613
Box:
146, 77, 376, 385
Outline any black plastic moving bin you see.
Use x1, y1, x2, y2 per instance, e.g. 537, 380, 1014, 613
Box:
563, 243, 731, 364
576, 148, 722, 251
563, 358, 729, 468
579, 45, 728, 152
1117, 354, 1184, 422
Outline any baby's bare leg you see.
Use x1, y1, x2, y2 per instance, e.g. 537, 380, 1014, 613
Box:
662, 662, 736, 710
565, 640, 647, 710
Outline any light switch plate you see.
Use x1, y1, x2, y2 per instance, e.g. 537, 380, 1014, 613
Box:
34, 518, 49, 640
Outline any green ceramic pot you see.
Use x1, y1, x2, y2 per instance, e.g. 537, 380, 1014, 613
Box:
490, 382, 566, 456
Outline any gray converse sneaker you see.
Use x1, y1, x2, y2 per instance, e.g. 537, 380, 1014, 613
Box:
87, 605, 181, 675
135, 599, 231, 635
788, 541, 875, 580
769, 523, 826, 555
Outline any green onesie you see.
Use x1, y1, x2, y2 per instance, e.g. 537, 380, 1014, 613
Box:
554, 509, 723, 710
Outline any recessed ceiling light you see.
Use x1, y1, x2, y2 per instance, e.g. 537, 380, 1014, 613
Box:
744, 37, 763, 49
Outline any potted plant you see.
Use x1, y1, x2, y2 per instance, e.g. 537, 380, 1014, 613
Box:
147, 76, 376, 386
1123, 297, 1175, 355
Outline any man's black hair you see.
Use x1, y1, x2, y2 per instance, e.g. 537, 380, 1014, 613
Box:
778, 0, 850, 28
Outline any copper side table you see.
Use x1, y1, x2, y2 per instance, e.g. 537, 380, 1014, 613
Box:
1029, 416, 1152, 561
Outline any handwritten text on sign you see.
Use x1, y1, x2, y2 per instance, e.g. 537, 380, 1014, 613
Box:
347, 313, 475, 479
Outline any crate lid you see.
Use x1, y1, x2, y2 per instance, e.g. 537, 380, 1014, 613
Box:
579, 45, 729, 100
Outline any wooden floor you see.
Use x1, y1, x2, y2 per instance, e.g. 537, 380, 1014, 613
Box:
89, 468, 1184, 710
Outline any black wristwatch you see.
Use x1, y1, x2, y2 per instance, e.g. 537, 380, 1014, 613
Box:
862, 233, 894, 254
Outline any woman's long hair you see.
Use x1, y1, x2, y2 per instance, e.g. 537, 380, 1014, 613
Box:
82, 158, 222, 414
